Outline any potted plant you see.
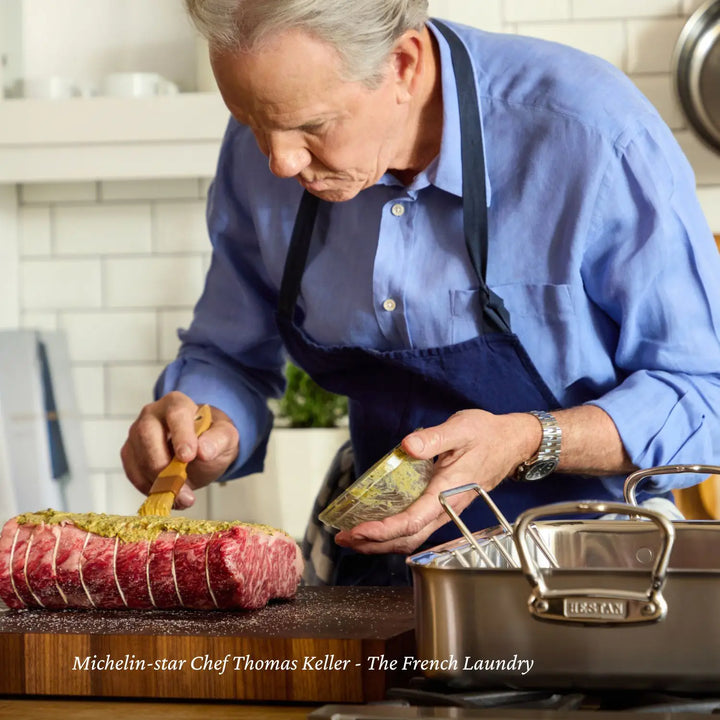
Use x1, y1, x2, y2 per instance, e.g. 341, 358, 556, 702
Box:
276, 361, 348, 428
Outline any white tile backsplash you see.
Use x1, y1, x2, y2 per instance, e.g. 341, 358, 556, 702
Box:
20, 310, 58, 330
72, 365, 106, 416
107, 364, 164, 415
572, 0, 682, 19
61, 310, 158, 362
82, 418, 132, 470
696, 187, 720, 232
631, 74, 686, 130
515, 20, 626, 68
158, 309, 194, 362
627, 17, 686, 73
21, 258, 102, 309
153, 200, 210, 253
104, 255, 205, 308
676, 131, 720, 186
0, 186, 20, 328
8, 1, 720, 515
504, 0, 571, 23
429, 0, 504, 30
55, 204, 152, 256
18, 206, 51, 256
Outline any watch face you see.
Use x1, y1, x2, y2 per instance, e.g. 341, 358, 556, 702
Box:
524, 459, 559, 481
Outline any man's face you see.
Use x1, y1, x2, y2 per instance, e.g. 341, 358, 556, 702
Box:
211, 29, 412, 202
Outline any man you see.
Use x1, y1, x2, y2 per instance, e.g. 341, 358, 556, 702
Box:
121, 0, 720, 585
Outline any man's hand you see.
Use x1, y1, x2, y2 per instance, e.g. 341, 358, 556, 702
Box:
121, 391, 240, 509
334, 409, 542, 555
334, 404, 634, 555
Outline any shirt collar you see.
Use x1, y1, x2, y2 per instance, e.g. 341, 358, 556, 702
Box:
378, 20, 492, 206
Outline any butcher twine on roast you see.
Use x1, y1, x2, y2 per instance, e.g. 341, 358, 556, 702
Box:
0, 510, 303, 610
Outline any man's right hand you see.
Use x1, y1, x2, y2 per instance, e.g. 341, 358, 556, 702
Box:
120, 391, 240, 509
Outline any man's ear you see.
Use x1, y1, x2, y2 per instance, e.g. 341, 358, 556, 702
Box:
391, 29, 425, 103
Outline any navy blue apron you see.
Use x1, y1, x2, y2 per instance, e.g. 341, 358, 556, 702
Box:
275, 21, 621, 585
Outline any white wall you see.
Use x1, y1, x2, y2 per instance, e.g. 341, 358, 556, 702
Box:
7, 0, 720, 516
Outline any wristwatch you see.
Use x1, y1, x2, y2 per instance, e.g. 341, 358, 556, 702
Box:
513, 410, 562, 482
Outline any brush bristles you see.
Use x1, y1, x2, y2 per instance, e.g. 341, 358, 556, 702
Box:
138, 490, 176, 517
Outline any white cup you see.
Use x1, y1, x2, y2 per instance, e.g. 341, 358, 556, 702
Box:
21, 76, 79, 100
101, 72, 179, 98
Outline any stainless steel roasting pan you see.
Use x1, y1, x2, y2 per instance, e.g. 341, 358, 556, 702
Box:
407, 465, 720, 692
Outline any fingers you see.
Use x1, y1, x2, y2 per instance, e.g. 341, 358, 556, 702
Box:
165, 400, 205, 463
335, 495, 449, 554
121, 392, 240, 501
334, 478, 474, 554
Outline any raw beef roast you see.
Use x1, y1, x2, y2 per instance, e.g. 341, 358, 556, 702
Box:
0, 510, 303, 610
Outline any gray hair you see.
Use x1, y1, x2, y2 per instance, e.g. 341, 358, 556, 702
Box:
185, 0, 429, 86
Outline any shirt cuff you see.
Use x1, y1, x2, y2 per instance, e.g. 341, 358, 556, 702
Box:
587, 370, 710, 493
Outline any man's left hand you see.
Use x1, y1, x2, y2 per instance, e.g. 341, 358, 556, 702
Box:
334, 409, 541, 555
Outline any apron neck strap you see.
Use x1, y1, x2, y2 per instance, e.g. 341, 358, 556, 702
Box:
278, 190, 320, 320
431, 19, 510, 333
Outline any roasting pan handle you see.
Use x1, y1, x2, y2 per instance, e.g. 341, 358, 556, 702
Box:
515, 500, 675, 626
624, 464, 720, 506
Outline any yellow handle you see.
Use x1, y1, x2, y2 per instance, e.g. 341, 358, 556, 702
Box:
150, 404, 212, 489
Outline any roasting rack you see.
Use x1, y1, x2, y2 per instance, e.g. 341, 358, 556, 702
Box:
431, 464, 720, 572
436, 483, 560, 570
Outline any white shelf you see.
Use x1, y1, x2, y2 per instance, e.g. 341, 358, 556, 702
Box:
0, 92, 230, 182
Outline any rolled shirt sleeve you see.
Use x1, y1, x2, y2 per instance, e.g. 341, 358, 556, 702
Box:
582, 116, 720, 491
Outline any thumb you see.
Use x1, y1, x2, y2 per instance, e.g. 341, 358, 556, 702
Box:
402, 426, 450, 459
402, 411, 476, 459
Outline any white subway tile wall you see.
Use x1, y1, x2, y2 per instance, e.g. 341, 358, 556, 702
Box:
14, 2, 720, 514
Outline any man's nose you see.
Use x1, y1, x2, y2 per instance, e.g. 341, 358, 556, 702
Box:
266, 133, 311, 178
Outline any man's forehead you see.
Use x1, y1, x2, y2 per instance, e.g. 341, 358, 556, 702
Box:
212, 31, 362, 129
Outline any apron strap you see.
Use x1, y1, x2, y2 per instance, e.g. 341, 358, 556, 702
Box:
431, 19, 511, 334
278, 190, 321, 320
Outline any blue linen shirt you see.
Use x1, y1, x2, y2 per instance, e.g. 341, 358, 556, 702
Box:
157, 20, 720, 495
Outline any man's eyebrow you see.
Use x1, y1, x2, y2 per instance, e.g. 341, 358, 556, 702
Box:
267, 112, 332, 132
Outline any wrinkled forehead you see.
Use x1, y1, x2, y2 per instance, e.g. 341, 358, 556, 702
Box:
210, 29, 360, 128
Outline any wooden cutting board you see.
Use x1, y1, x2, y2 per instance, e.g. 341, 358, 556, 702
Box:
0, 586, 415, 703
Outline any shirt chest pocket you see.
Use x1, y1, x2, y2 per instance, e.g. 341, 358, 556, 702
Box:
450, 283, 581, 392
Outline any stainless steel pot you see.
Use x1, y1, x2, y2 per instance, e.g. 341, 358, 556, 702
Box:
407, 465, 720, 691
674, 0, 720, 153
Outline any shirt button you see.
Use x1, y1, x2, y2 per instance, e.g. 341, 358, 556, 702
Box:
390, 203, 405, 217
382, 298, 397, 312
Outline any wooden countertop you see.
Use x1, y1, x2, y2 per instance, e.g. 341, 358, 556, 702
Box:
0, 698, 317, 720
0, 587, 415, 704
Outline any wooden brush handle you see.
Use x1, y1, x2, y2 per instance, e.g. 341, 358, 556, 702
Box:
148, 458, 188, 496
149, 473, 187, 496
148, 405, 212, 495
156, 457, 189, 480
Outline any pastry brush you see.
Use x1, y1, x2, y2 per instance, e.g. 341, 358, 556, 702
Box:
137, 404, 213, 517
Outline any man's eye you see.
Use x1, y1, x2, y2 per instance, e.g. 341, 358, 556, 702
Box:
301, 122, 326, 133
